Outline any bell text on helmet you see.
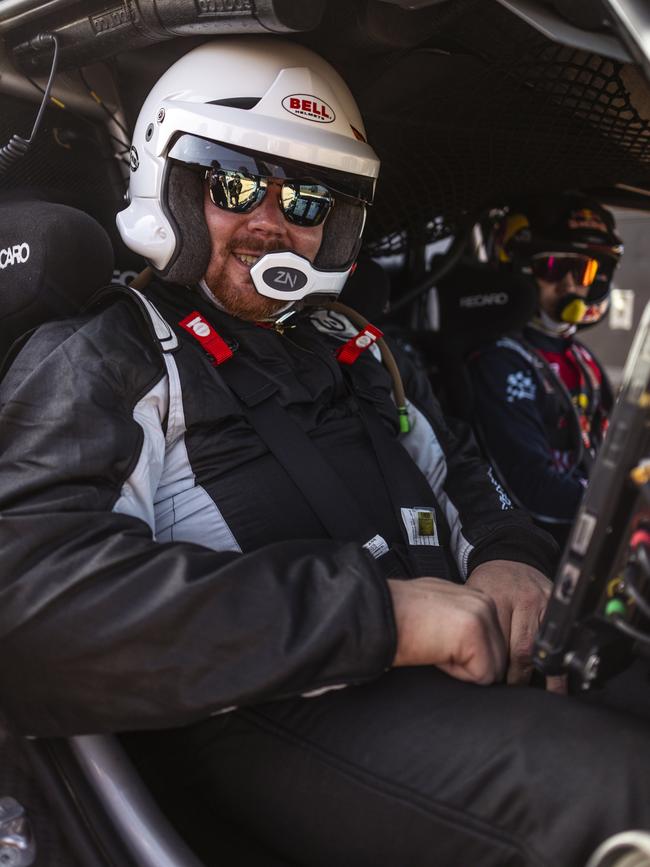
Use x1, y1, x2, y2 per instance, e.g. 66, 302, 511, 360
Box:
282, 94, 335, 123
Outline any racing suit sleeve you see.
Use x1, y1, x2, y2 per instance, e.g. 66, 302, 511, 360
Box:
0, 303, 396, 737
468, 344, 587, 523
392, 340, 559, 579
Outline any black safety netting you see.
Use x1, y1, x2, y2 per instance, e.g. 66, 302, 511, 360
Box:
0, 91, 134, 263
2, 0, 650, 261
310, 0, 650, 256
0, 92, 127, 203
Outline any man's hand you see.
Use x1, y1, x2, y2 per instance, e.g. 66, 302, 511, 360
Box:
388, 577, 507, 685
466, 560, 566, 694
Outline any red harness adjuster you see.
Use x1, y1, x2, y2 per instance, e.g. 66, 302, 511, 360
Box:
336, 323, 383, 365
630, 528, 650, 551
179, 312, 233, 365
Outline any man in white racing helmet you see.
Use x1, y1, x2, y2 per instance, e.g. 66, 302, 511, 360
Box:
117, 37, 376, 318
2, 37, 650, 867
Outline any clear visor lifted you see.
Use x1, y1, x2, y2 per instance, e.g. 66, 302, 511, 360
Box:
167, 134, 376, 204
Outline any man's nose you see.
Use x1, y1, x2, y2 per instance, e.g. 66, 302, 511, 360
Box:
562, 270, 591, 297
563, 271, 577, 291
247, 183, 287, 236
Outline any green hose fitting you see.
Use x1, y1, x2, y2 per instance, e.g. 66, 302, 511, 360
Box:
605, 598, 627, 619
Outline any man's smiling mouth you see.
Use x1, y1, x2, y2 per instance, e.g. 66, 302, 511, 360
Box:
233, 252, 261, 268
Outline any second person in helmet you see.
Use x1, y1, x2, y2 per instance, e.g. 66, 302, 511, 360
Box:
468, 191, 623, 547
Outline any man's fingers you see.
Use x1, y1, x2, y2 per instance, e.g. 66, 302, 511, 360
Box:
466, 561, 555, 687
507, 659, 534, 686
505, 633, 534, 685
504, 603, 538, 684
389, 577, 507, 682
545, 675, 568, 695
482, 600, 509, 683
465, 590, 509, 683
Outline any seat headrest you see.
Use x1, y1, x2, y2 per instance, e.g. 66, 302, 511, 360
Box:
0, 200, 114, 350
430, 259, 537, 343
339, 255, 391, 322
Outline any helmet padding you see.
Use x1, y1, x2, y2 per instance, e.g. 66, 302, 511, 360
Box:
314, 198, 365, 271
158, 164, 211, 285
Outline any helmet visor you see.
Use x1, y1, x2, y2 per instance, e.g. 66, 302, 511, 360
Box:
168, 134, 375, 204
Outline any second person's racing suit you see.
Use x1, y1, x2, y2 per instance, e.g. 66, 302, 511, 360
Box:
468, 320, 612, 547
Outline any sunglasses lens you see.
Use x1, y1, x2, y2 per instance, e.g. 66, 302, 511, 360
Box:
208, 169, 333, 226
532, 254, 600, 287
580, 258, 599, 286
281, 182, 333, 227
532, 255, 569, 282
209, 169, 264, 212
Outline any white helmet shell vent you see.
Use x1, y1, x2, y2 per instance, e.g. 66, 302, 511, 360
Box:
116, 37, 380, 298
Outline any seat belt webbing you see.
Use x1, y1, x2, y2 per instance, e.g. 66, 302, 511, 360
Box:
215, 353, 390, 556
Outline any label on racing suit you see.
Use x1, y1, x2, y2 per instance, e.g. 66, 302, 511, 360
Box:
400, 507, 439, 546
363, 534, 390, 559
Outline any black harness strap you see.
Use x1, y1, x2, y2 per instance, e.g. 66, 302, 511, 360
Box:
127, 287, 439, 578
352, 393, 452, 579
492, 334, 588, 471
520, 336, 593, 472
221, 357, 376, 543
217, 357, 409, 577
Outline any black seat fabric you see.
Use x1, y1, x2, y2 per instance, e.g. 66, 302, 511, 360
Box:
339, 254, 391, 321
0, 200, 114, 359
432, 259, 536, 341
420, 259, 537, 421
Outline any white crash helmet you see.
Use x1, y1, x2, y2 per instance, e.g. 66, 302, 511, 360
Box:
116, 37, 380, 302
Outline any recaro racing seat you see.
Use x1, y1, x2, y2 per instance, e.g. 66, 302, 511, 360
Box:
0, 199, 209, 867
0, 198, 114, 367
418, 257, 537, 424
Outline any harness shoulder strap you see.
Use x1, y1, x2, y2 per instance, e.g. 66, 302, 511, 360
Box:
574, 337, 614, 413
206, 348, 394, 562
495, 335, 539, 365
120, 289, 398, 563
86, 284, 186, 443
513, 335, 593, 476
88, 283, 179, 353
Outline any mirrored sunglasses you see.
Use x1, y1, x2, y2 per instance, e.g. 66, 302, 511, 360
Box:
531, 252, 601, 287
206, 167, 333, 228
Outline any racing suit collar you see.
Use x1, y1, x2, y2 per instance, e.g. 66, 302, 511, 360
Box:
529, 310, 577, 339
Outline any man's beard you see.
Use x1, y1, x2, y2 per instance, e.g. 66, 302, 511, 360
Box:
202, 236, 291, 321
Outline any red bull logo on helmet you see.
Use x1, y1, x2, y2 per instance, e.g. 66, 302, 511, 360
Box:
567, 208, 608, 233
282, 94, 335, 123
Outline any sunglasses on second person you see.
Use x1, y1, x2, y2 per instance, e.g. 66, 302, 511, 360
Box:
206, 166, 334, 228
530, 252, 614, 288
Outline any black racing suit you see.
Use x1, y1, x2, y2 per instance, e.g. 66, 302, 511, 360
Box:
468, 323, 612, 548
2, 282, 649, 867
0, 280, 552, 735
